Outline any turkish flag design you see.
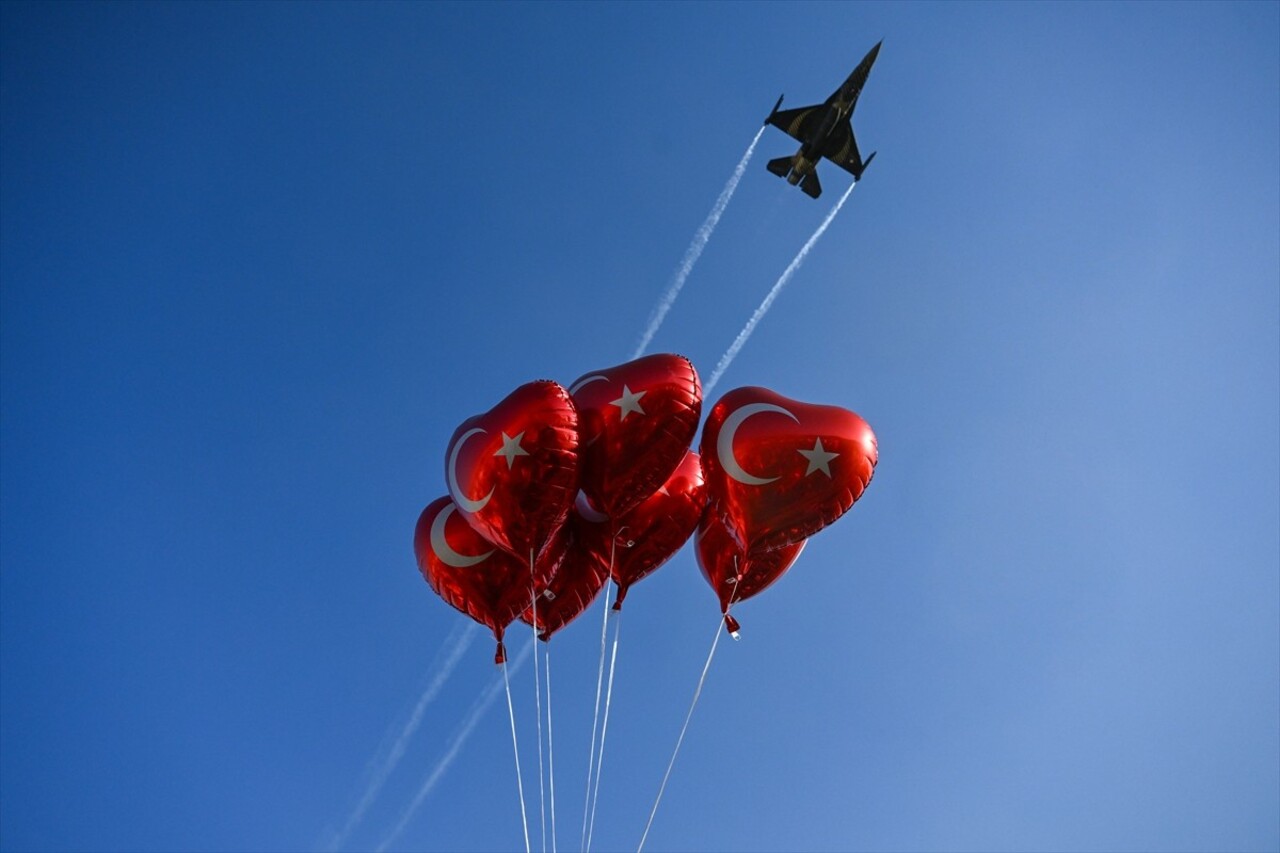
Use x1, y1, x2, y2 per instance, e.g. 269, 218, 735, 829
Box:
700, 386, 877, 557
414, 497, 564, 662
568, 353, 701, 518
444, 380, 579, 560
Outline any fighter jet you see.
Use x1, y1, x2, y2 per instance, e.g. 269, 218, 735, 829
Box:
764, 40, 881, 199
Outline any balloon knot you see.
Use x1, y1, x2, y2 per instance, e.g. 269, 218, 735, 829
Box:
724, 613, 741, 640
494, 640, 506, 665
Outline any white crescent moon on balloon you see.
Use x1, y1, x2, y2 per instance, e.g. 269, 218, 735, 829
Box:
574, 490, 609, 524
717, 403, 798, 486
430, 502, 494, 568
569, 374, 608, 395
570, 374, 609, 447
447, 427, 494, 513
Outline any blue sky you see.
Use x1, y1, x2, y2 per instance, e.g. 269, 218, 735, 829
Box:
2, 2, 1277, 851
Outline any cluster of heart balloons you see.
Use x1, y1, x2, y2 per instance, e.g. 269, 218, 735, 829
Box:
413, 353, 878, 663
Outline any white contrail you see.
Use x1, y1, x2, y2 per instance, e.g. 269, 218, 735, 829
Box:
377, 640, 535, 852
704, 180, 857, 397
632, 127, 766, 359
327, 622, 478, 851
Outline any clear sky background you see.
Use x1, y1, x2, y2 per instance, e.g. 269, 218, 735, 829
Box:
2, 3, 1277, 852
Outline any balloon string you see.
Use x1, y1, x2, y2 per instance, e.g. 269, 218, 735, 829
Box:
545, 643, 557, 853
502, 658, 532, 853
581, 538, 617, 852
636, 617, 725, 853
586, 608, 622, 853
531, 556, 547, 853
374, 639, 533, 853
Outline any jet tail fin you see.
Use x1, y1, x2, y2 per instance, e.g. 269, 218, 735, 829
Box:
765, 93, 785, 126
857, 151, 877, 180
766, 156, 792, 179
800, 171, 822, 199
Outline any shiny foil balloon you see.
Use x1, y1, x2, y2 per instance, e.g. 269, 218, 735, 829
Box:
700, 386, 877, 557
445, 380, 579, 561
414, 497, 564, 664
577, 450, 706, 610
696, 508, 806, 624
568, 353, 701, 518
518, 517, 609, 641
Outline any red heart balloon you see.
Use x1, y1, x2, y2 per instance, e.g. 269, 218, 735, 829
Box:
695, 508, 806, 623
699, 387, 877, 557
445, 380, 579, 560
568, 353, 701, 518
574, 450, 705, 610
414, 497, 565, 663
518, 514, 610, 642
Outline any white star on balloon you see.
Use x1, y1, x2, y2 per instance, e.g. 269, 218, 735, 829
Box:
797, 437, 839, 477
610, 385, 647, 420
493, 431, 530, 469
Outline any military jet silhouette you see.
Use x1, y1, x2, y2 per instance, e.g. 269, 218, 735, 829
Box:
764, 40, 881, 199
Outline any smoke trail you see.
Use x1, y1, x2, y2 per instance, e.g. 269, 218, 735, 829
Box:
327, 622, 478, 851
377, 640, 535, 852
632, 127, 766, 359
704, 180, 857, 397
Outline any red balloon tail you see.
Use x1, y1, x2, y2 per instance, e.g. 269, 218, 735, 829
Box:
494, 639, 507, 665
612, 583, 629, 611
723, 613, 741, 640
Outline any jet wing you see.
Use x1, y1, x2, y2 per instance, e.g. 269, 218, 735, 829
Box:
823, 120, 864, 177
766, 104, 824, 144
